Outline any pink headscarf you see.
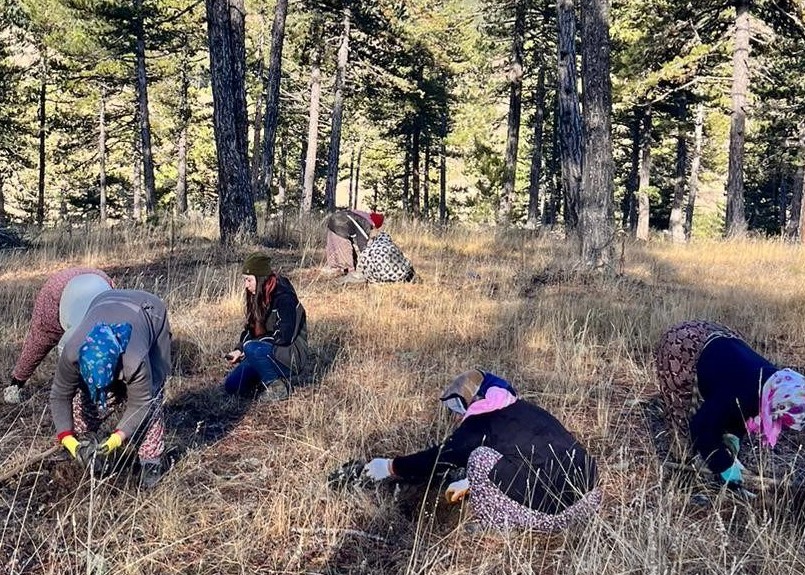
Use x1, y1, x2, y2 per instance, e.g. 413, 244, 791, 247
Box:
745, 368, 805, 448
463, 386, 517, 420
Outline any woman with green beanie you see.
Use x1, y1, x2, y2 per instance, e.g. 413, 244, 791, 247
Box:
223, 252, 309, 401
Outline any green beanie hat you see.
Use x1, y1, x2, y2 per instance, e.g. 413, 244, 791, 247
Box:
241, 252, 272, 277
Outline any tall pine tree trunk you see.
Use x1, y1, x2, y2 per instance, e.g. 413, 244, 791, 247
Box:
544, 92, 560, 227
301, 19, 323, 214
135, 0, 156, 216
526, 65, 545, 230
324, 5, 350, 212
347, 145, 355, 209
776, 168, 787, 234
37, 51, 46, 227
669, 95, 688, 243
725, 0, 750, 237
206, 0, 257, 242
276, 134, 287, 207
132, 110, 142, 220
579, 0, 614, 270
259, 0, 289, 213
249, 13, 265, 199
439, 114, 448, 224
685, 102, 704, 239
411, 122, 421, 217
423, 138, 431, 218
99, 86, 107, 223
499, 0, 526, 224
176, 47, 190, 216
623, 108, 640, 232
402, 134, 410, 212
636, 107, 652, 241
557, 0, 583, 233
785, 120, 805, 241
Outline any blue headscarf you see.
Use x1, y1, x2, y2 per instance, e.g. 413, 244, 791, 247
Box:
476, 371, 517, 398
78, 323, 132, 407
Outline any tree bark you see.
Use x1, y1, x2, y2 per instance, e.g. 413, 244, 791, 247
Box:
557, 0, 583, 233
99, 86, 107, 223
685, 102, 704, 239
623, 107, 640, 232
439, 114, 448, 224
205, 0, 257, 242
543, 92, 560, 227
176, 46, 190, 216
579, 0, 614, 270
324, 5, 351, 212
526, 65, 545, 230
669, 95, 688, 244
37, 51, 46, 227
636, 107, 652, 241
301, 18, 323, 214
499, 0, 526, 225
725, 0, 750, 237
785, 120, 805, 241
249, 12, 265, 199
259, 0, 289, 214
135, 0, 156, 216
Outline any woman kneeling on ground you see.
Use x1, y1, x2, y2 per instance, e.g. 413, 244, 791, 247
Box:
656, 319, 805, 488
325, 209, 384, 274
51, 289, 171, 488
223, 252, 308, 401
349, 231, 415, 284
363, 370, 601, 532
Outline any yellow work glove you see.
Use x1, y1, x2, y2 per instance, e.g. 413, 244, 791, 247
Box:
61, 434, 80, 458
445, 478, 470, 503
98, 431, 125, 455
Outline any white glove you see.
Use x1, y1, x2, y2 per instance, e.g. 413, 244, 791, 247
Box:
3, 385, 22, 404
363, 458, 393, 481
445, 478, 470, 503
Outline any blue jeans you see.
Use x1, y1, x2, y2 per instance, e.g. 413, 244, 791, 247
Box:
223, 341, 290, 397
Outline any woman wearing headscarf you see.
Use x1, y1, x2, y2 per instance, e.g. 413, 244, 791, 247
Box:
363, 370, 601, 532
656, 320, 805, 486
50, 289, 171, 488
325, 209, 385, 274
223, 252, 308, 401
353, 231, 415, 284
3, 267, 113, 404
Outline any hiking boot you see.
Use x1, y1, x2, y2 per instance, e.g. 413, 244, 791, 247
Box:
256, 379, 291, 402
138, 461, 164, 489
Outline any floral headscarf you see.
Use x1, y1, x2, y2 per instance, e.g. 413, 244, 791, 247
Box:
745, 368, 805, 447
78, 323, 132, 408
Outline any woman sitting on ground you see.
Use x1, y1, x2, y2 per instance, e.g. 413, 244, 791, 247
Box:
363, 370, 601, 532
51, 289, 171, 488
223, 252, 308, 401
325, 209, 384, 274
656, 319, 805, 487
4, 267, 114, 404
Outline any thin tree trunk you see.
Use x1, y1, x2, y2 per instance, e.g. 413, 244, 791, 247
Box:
0, 175, 6, 224
301, 19, 323, 214
402, 134, 410, 211
725, 0, 750, 237
354, 141, 362, 209
37, 51, 46, 227
99, 87, 107, 223
135, 0, 156, 216
133, 113, 142, 220
276, 134, 287, 207
636, 107, 652, 241
526, 65, 545, 230
785, 120, 805, 241
579, 0, 614, 270
499, 0, 526, 225
543, 92, 560, 227
557, 0, 583, 234
685, 102, 704, 239
777, 169, 787, 234
259, 0, 289, 215
347, 145, 355, 209
439, 114, 448, 224
411, 122, 421, 217
423, 138, 431, 218
205, 0, 257, 242
249, 12, 266, 199
176, 45, 190, 215
669, 95, 688, 244
623, 107, 640, 232
324, 5, 351, 212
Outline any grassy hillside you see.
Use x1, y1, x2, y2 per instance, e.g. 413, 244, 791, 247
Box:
2, 217, 805, 574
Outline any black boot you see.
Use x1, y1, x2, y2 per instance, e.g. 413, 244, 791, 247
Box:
256, 379, 291, 402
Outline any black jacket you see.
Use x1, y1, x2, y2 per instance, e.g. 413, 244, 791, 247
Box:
326, 211, 373, 252
392, 400, 597, 514
239, 275, 308, 372
692, 335, 777, 473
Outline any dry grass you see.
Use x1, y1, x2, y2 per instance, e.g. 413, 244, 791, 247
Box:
2, 216, 805, 574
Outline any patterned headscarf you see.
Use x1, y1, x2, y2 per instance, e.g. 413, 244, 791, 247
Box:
745, 368, 805, 448
78, 323, 132, 408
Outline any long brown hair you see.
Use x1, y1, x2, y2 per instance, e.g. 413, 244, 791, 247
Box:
244, 274, 277, 336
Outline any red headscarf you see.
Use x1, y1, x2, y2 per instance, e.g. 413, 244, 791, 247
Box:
369, 212, 384, 229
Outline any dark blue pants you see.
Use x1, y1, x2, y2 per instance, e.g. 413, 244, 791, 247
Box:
223, 341, 290, 397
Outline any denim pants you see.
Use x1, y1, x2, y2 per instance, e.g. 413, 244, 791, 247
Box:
223, 341, 291, 397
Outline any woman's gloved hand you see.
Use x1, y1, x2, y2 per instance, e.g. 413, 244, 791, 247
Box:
445, 478, 470, 503
720, 459, 746, 484
97, 431, 124, 455
3, 377, 24, 404
61, 434, 81, 458
363, 458, 394, 481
